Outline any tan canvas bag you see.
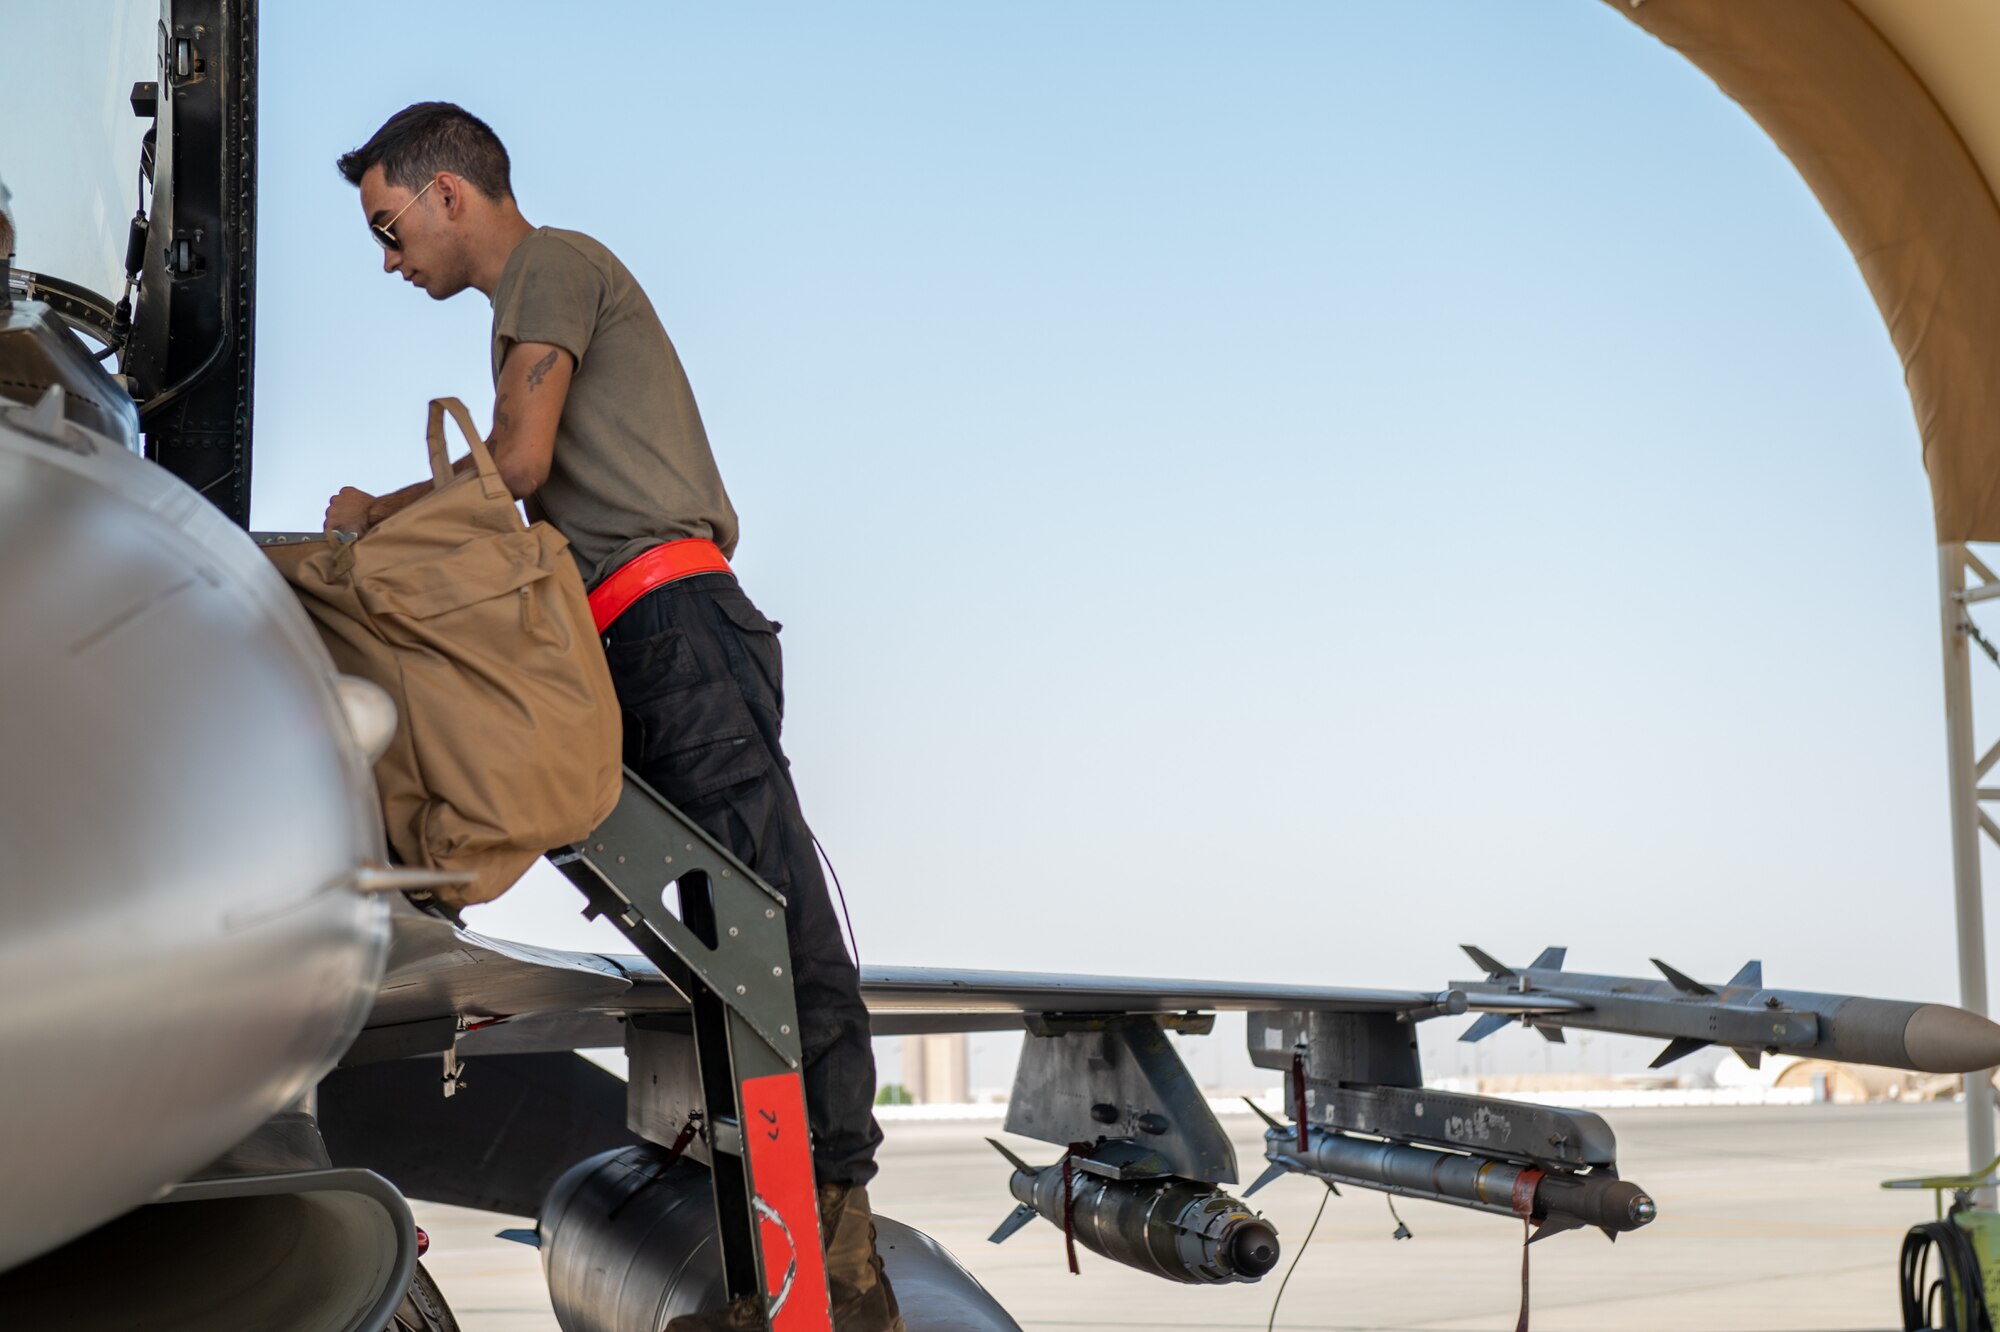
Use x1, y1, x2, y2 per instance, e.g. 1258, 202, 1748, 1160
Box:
269, 397, 622, 907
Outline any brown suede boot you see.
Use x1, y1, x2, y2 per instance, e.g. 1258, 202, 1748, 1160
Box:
818, 1183, 906, 1332
661, 1293, 767, 1332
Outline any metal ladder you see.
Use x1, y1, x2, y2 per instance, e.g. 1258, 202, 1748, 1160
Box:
548, 771, 833, 1332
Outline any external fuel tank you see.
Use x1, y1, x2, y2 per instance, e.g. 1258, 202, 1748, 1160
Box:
540, 1145, 1023, 1332
0, 338, 392, 1271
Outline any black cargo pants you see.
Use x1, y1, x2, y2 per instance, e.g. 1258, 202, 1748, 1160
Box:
601, 572, 883, 1188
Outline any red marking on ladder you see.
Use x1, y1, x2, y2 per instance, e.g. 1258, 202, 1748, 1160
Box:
741, 1072, 831, 1332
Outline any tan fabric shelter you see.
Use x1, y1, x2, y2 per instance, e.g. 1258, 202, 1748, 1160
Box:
1607, 0, 2000, 541
1606, 0, 2000, 1184
1771, 1059, 1934, 1105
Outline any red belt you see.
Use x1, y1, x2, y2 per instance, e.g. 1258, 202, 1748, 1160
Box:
588, 538, 733, 632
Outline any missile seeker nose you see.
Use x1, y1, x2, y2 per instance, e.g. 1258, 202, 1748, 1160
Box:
1901, 1003, 2000, 1073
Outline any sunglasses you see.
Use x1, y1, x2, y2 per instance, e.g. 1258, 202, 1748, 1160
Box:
370, 177, 437, 252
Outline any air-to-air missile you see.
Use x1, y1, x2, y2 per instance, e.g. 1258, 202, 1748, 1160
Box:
1246, 1113, 1656, 1241
985, 1140, 1281, 1284
1453, 946, 2000, 1072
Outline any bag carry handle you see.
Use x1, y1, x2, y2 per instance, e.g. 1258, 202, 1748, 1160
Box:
425, 397, 512, 501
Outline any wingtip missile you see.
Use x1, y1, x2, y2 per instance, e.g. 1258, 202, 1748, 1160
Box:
1651, 959, 1715, 996
1649, 1036, 1711, 1068
1453, 955, 2000, 1074
1461, 944, 1566, 979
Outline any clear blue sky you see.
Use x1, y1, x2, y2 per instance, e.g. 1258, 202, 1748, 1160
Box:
11, 2, 1984, 1084
246, 2, 1988, 1083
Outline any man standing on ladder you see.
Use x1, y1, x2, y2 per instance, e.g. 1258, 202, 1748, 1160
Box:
324, 102, 901, 1332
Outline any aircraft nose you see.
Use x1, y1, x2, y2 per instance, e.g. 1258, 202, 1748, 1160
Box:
1903, 1004, 2000, 1073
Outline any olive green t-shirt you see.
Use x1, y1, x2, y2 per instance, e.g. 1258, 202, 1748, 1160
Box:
490, 228, 738, 587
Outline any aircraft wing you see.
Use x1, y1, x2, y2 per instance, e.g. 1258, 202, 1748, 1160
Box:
364, 914, 2000, 1083
348, 905, 680, 1063
354, 904, 1464, 1062
854, 964, 1456, 1029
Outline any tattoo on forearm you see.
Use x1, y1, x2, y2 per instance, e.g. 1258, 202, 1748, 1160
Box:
526, 349, 558, 390
494, 391, 513, 434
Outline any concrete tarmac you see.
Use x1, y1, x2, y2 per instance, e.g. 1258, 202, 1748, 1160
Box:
412, 1102, 1966, 1330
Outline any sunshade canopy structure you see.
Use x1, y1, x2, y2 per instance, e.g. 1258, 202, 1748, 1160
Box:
1608, 0, 2000, 541
1609, 0, 2000, 1188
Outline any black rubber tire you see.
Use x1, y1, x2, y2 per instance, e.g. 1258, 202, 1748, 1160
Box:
392, 1261, 461, 1332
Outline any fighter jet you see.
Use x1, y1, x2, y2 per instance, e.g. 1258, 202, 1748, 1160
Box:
7, 3, 2000, 1330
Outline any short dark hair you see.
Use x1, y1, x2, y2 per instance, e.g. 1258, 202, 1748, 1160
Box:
337, 102, 513, 201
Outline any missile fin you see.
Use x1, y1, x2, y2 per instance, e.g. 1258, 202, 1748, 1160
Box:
1527, 946, 1568, 971
985, 1137, 1035, 1175
1462, 945, 1514, 978
988, 1203, 1039, 1245
1651, 958, 1715, 996
1650, 1036, 1711, 1068
1460, 1012, 1515, 1044
1243, 1096, 1284, 1130
1733, 1046, 1762, 1070
1243, 1161, 1290, 1198
495, 1227, 540, 1248
1535, 1024, 1566, 1044
1726, 960, 1764, 991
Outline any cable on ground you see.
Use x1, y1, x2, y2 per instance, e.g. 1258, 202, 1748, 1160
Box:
1266, 1183, 1335, 1332
1901, 1220, 1994, 1331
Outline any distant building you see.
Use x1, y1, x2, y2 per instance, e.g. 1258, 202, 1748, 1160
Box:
903, 1033, 970, 1105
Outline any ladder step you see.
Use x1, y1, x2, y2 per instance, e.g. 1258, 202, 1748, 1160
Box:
554, 774, 829, 1326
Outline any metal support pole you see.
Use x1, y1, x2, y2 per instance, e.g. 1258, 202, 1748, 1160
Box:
1939, 542, 1997, 1203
